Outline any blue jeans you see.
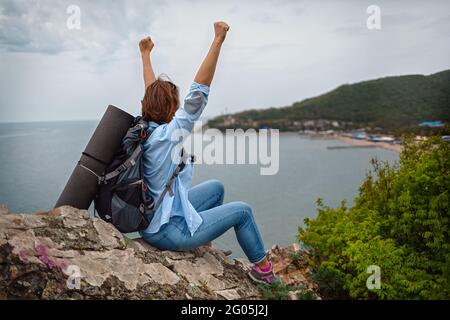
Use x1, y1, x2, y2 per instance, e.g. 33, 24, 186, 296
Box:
141, 179, 267, 263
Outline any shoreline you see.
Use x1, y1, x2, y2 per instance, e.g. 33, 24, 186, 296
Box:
330, 134, 403, 153
201, 129, 403, 153
279, 131, 402, 153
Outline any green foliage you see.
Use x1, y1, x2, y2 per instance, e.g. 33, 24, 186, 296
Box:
298, 137, 450, 299
311, 264, 348, 299
208, 70, 450, 131
258, 282, 292, 300
288, 252, 302, 262
296, 290, 316, 300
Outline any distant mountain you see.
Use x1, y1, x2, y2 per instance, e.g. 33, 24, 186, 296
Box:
208, 70, 450, 131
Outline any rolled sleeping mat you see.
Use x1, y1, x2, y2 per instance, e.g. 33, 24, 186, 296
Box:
55, 105, 135, 209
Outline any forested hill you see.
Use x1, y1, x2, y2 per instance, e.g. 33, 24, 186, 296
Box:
208, 70, 450, 131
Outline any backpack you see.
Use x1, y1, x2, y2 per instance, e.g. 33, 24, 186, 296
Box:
93, 116, 188, 233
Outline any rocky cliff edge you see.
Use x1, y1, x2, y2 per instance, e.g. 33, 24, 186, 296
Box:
0, 204, 319, 300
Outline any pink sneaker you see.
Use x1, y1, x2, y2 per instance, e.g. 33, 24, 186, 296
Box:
248, 263, 282, 285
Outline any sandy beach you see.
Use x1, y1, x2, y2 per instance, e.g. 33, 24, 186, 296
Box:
332, 134, 403, 153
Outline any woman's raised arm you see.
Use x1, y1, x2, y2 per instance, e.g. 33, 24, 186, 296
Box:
194, 21, 230, 87
139, 36, 156, 91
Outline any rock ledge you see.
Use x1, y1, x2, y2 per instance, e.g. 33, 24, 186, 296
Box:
0, 205, 318, 300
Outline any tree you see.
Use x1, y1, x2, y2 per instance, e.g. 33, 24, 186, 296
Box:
298, 137, 450, 299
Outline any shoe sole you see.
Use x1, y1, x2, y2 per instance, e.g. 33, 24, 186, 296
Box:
223, 250, 232, 257
248, 271, 272, 286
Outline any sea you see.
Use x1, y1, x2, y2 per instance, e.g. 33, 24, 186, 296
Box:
0, 121, 398, 258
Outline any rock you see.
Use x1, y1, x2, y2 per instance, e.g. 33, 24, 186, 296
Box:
197, 252, 224, 275
131, 239, 158, 253
235, 258, 252, 271
50, 206, 89, 228
164, 250, 195, 260
172, 259, 225, 291
215, 289, 241, 300
0, 205, 265, 299
0, 204, 9, 215
266, 243, 321, 300
93, 219, 124, 250
0, 204, 319, 300
291, 243, 301, 252
289, 291, 299, 300
144, 263, 180, 285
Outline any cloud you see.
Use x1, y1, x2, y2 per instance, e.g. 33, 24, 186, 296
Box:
0, 0, 162, 58
0, 0, 449, 122
423, 14, 450, 36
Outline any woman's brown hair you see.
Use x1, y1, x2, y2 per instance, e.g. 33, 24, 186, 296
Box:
141, 77, 179, 123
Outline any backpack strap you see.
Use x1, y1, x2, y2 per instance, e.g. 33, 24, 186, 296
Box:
151, 149, 190, 213
80, 120, 150, 183
98, 144, 142, 184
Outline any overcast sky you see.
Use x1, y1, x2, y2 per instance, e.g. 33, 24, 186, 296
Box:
0, 0, 449, 122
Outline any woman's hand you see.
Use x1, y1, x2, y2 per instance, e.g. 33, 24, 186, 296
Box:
214, 21, 230, 43
193, 21, 230, 87
139, 36, 154, 56
140, 36, 156, 90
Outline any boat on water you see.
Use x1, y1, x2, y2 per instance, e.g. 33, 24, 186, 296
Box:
368, 135, 396, 143
351, 132, 368, 140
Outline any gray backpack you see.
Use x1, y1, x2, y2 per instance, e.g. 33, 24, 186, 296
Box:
94, 116, 188, 233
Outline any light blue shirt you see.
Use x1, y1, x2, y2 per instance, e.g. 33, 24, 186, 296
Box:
140, 82, 209, 236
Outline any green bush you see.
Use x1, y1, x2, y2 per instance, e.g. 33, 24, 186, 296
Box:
258, 282, 292, 300
298, 137, 450, 299
296, 290, 316, 300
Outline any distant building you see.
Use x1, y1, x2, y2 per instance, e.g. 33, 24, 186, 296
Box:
303, 120, 315, 127
223, 116, 236, 126
419, 121, 444, 127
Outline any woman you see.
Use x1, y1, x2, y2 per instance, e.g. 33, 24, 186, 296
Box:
138, 21, 280, 285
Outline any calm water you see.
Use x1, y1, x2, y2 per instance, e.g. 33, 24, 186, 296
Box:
0, 121, 398, 258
